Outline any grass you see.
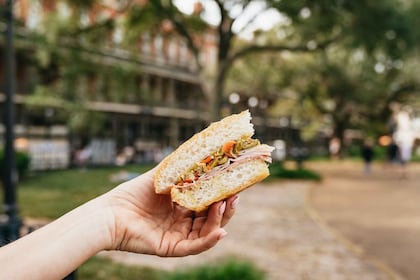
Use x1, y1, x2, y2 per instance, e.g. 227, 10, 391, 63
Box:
17, 162, 321, 219
77, 256, 265, 280
19, 164, 155, 219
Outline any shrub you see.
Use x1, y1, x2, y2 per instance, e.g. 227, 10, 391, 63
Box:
168, 258, 265, 280
0, 150, 31, 180
78, 256, 265, 280
269, 163, 321, 181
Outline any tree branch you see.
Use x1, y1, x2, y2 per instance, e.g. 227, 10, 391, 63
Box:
221, 35, 339, 76
234, 2, 267, 35
380, 83, 420, 118
150, 0, 201, 69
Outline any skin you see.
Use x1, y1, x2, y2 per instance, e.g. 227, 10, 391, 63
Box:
0, 167, 238, 280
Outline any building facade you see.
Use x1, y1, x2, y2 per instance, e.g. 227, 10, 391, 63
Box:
0, 0, 291, 169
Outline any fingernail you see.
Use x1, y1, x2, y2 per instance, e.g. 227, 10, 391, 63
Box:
219, 201, 226, 215
231, 197, 239, 209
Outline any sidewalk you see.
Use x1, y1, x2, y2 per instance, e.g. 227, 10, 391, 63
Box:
309, 161, 420, 280
102, 178, 391, 279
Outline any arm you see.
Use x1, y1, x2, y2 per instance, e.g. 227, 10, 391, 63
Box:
0, 167, 238, 280
0, 195, 110, 279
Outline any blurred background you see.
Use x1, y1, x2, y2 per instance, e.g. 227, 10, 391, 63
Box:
0, 0, 419, 279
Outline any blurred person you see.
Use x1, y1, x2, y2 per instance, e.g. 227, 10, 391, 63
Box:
0, 166, 238, 280
329, 137, 341, 160
361, 138, 375, 176
397, 136, 413, 178
394, 132, 414, 179
393, 109, 414, 178
386, 140, 399, 165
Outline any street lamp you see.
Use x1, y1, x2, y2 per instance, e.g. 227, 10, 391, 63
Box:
1, 0, 22, 245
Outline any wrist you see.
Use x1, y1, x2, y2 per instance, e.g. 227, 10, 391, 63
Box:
86, 194, 117, 251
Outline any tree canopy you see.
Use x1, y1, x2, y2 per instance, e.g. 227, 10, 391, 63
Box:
15, 0, 420, 145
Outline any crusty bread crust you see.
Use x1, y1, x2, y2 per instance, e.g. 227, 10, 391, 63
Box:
170, 159, 269, 212
154, 110, 254, 194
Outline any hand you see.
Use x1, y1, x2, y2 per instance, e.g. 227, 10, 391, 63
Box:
103, 167, 238, 257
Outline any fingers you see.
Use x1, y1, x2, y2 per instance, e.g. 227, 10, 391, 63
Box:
167, 196, 239, 257
173, 228, 227, 257
222, 195, 238, 227
198, 200, 226, 237
195, 195, 239, 236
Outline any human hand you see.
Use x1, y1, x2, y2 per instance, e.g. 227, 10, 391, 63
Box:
103, 167, 238, 257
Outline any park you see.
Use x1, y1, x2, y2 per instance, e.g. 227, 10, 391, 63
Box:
1, 1, 420, 279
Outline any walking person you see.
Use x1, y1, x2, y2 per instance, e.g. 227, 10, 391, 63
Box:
398, 138, 413, 178
361, 138, 375, 176
386, 140, 399, 165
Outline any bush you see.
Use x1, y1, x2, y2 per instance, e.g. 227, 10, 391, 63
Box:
269, 163, 321, 181
0, 150, 31, 180
168, 258, 265, 280
78, 256, 265, 280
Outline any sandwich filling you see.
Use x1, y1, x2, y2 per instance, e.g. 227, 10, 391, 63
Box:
174, 136, 274, 189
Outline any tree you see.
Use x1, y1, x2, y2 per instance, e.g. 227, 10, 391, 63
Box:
226, 0, 420, 151
124, 0, 337, 120
123, 0, 420, 123
20, 0, 420, 140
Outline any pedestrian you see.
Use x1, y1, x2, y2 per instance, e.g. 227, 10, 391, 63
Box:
0, 167, 238, 279
361, 138, 375, 176
398, 138, 413, 178
329, 137, 341, 160
392, 109, 414, 178
386, 140, 399, 164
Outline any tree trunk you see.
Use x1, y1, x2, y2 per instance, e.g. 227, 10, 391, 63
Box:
331, 118, 347, 157
201, 58, 228, 122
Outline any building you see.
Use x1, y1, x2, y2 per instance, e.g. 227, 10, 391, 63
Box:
0, 0, 290, 169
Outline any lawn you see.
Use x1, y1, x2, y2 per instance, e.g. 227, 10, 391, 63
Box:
19, 164, 155, 219
18, 162, 321, 219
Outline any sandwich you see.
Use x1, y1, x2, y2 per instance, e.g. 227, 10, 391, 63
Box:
154, 110, 274, 212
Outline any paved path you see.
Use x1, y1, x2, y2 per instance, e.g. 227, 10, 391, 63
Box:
309, 161, 420, 280
102, 179, 390, 279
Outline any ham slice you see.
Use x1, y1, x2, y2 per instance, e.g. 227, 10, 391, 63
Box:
175, 144, 274, 189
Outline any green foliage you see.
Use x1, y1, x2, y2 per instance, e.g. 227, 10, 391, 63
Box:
272, 0, 416, 58
167, 257, 265, 280
269, 163, 321, 181
0, 150, 31, 180
78, 256, 264, 280
228, 0, 419, 140
16, 0, 420, 140
78, 256, 166, 280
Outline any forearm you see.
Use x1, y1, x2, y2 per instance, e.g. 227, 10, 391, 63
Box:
0, 196, 112, 280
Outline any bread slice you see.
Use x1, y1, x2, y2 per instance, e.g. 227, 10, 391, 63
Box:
154, 110, 254, 194
170, 159, 269, 212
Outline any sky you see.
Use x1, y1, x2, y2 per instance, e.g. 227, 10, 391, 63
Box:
173, 0, 285, 40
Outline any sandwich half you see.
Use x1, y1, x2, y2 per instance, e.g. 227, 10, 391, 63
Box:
154, 110, 274, 212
